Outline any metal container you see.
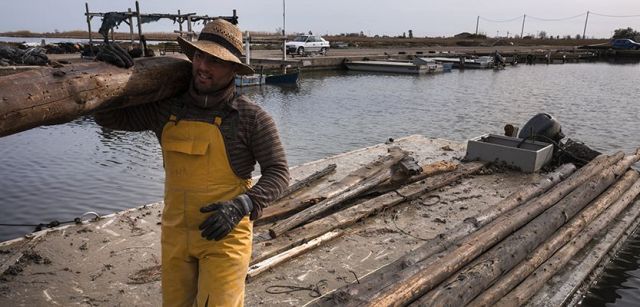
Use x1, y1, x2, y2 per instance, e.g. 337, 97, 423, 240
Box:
465, 134, 553, 173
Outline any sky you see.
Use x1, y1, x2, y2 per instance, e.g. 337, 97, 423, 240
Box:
1, 0, 639, 39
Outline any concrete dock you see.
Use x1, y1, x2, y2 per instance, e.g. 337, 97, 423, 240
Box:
1, 135, 639, 306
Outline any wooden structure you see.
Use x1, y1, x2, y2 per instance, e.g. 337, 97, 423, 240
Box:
84, 1, 238, 56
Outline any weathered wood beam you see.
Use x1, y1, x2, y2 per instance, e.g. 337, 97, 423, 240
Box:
0, 57, 192, 138
468, 169, 639, 307
323, 163, 575, 305
256, 164, 337, 225
322, 152, 623, 307
247, 230, 344, 280
251, 161, 486, 266
413, 153, 639, 306
494, 174, 640, 307
367, 160, 458, 195
267, 148, 408, 238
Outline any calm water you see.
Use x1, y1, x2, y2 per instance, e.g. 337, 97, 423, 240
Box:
1, 62, 640, 304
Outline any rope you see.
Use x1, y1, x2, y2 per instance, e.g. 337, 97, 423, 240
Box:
265, 279, 328, 298
0, 212, 101, 232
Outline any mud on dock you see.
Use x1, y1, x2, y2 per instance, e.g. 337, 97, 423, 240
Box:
1, 135, 639, 306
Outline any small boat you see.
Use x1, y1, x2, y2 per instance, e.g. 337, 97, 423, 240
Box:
345, 58, 443, 74
265, 70, 299, 85
235, 74, 265, 87
429, 56, 495, 69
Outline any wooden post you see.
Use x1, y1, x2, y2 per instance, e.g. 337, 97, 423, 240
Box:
247, 230, 344, 279
468, 170, 640, 307
187, 15, 193, 42
0, 57, 192, 138
325, 164, 576, 305
494, 175, 640, 307
413, 155, 638, 307
321, 153, 623, 306
252, 161, 487, 265
135, 1, 145, 57
128, 8, 135, 45
178, 10, 183, 37
85, 3, 93, 56
268, 149, 408, 238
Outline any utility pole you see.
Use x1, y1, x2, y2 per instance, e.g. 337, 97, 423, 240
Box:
583, 11, 590, 39
475, 16, 479, 35
520, 14, 526, 38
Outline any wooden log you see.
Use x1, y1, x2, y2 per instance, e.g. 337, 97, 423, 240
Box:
268, 148, 408, 238
278, 164, 337, 201
323, 152, 623, 307
251, 161, 487, 265
413, 153, 638, 307
367, 160, 458, 195
495, 174, 640, 307
247, 230, 344, 280
256, 163, 337, 225
468, 170, 640, 307
324, 163, 575, 305
0, 57, 192, 137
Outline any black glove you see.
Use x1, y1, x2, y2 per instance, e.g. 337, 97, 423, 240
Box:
199, 194, 253, 241
95, 42, 134, 68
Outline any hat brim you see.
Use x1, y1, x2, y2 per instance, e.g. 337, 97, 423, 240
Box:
177, 36, 254, 75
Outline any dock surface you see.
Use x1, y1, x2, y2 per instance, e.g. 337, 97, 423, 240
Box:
0, 135, 638, 306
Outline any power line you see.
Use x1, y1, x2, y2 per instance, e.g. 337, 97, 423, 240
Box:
590, 11, 640, 18
479, 15, 524, 23
527, 13, 587, 22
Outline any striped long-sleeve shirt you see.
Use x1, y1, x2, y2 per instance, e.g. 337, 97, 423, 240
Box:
94, 87, 289, 220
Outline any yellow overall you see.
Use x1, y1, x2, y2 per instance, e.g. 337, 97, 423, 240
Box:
161, 114, 252, 307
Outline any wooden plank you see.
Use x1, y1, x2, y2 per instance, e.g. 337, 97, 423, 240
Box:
247, 230, 344, 280
0, 57, 192, 137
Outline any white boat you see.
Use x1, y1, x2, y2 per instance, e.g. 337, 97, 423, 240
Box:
428, 56, 495, 69
235, 74, 265, 87
345, 58, 443, 74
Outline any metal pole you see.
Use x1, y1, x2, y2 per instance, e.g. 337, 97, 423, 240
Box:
85, 2, 93, 55
128, 8, 134, 45
282, 0, 286, 61
520, 14, 526, 38
475, 16, 479, 35
583, 11, 590, 39
135, 1, 145, 56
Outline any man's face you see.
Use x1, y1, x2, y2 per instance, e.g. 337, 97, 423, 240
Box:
192, 50, 236, 93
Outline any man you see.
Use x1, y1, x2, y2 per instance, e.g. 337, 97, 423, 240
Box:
95, 19, 289, 306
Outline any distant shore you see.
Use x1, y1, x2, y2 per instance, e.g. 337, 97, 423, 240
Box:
0, 30, 607, 48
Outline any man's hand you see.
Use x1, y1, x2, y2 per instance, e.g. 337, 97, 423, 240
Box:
95, 42, 134, 68
199, 194, 253, 241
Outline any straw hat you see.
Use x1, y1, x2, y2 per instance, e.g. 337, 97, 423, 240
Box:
177, 19, 254, 75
